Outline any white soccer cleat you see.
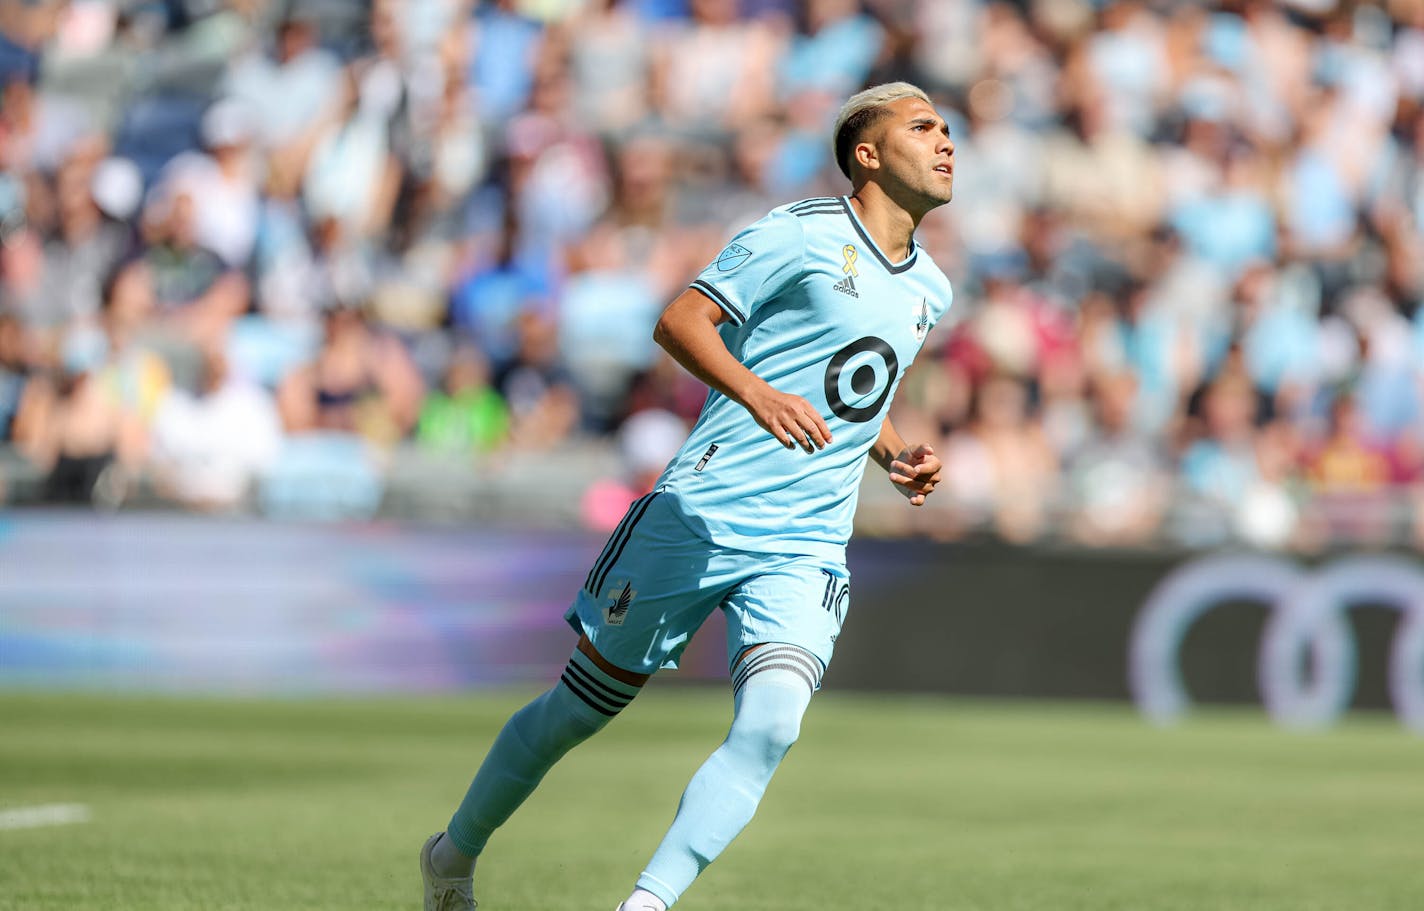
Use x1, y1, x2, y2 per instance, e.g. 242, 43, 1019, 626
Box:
420, 832, 477, 910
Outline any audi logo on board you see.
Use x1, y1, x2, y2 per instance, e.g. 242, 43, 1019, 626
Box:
1129, 553, 1424, 732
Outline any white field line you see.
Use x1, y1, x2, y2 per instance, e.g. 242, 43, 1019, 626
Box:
0, 804, 91, 831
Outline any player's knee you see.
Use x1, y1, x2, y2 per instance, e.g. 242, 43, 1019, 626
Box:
728, 674, 814, 766
501, 670, 639, 766
734, 708, 802, 764
512, 686, 607, 758
719, 646, 821, 766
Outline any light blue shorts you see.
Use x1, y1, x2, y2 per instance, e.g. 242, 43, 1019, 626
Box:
564, 488, 850, 679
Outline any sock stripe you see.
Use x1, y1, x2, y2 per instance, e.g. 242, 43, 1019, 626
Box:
733, 648, 820, 686
734, 660, 818, 695
563, 666, 625, 712
732, 646, 822, 694
585, 493, 652, 593
570, 652, 640, 701
559, 672, 620, 717
591, 491, 660, 597
564, 661, 635, 712
734, 645, 821, 681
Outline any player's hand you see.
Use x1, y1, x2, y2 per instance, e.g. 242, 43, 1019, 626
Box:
744, 385, 832, 453
889, 444, 941, 506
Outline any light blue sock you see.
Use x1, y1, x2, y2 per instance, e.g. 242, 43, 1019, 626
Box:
635, 652, 817, 907
446, 648, 639, 857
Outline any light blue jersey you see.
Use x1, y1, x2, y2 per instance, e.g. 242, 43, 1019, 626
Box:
658, 196, 953, 560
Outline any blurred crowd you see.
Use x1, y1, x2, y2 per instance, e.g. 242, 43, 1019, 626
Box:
2, 0, 1424, 551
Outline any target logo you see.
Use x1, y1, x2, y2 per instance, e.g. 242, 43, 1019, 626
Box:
824, 336, 898, 423
1129, 553, 1424, 732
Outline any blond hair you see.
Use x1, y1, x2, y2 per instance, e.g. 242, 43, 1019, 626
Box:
831, 82, 933, 180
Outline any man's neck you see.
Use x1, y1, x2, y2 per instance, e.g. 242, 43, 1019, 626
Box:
846, 184, 920, 264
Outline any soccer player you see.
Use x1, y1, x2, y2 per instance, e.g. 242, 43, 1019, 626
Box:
421, 81, 955, 911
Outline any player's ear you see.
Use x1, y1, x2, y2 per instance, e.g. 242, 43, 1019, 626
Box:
853, 141, 879, 173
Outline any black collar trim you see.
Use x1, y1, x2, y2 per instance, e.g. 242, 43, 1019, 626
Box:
839, 197, 917, 274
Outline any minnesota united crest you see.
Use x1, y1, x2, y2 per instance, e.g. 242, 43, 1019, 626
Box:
604, 580, 636, 626
912, 298, 930, 341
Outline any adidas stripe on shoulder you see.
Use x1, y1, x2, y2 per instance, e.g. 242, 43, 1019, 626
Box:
789, 196, 843, 217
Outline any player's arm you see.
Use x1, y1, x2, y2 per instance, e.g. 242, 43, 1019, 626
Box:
653, 288, 832, 453
871, 417, 941, 506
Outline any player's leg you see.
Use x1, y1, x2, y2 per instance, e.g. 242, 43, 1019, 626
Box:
621, 644, 819, 911
423, 636, 645, 908
621, 560, 848, 910
424, 489, 724, 910
429, 635, 648, 868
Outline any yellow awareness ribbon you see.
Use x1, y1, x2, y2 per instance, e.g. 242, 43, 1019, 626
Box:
842, 244, 859, 278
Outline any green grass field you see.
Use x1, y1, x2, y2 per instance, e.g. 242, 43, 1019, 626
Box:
1, 689, 1421, 911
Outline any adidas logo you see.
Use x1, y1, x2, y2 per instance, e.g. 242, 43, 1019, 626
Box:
832, 275, 859, 298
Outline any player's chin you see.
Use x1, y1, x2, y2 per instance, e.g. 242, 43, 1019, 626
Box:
922, 183, 953, 206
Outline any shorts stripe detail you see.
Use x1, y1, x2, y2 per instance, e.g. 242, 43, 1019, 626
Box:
559, 672, 620, 716
584, 492, 650, 592
733, 645, 822, 695
585, 492, 654, 594
565, 658, 637, 709
590, 491, 661, 598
